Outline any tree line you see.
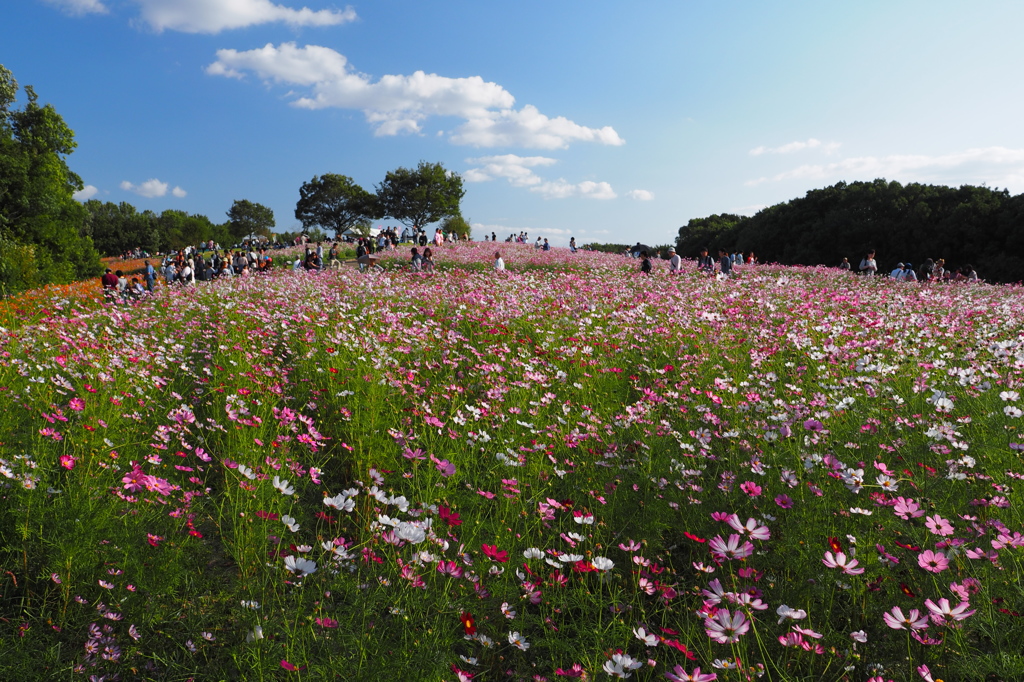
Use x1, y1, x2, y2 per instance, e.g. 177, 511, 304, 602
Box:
675, 179, 1024, 283
0, 63, 466, 296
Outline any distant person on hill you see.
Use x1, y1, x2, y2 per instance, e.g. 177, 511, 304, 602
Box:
667, 247, 681, 273
640, 251, 652, 275
543, 238, 550, 251
839, 257, 851, 271
859, 250, 877, 276
494, 251, 505, 271
569, 237, 577, 253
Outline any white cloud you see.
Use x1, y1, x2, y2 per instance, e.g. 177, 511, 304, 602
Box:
171, 186, 187, 198
44, 0, 108, 15
121, 178, 169, 198
532, 179, 616, 200
132, 0, 355, 34
464, 154, 616, 199
626, 189, 654, 201
72, 184, 99, 201
750, 138, 841, 156
207, 43, 624, 149
464, 154, 558, 186
745, 146, 1024, 192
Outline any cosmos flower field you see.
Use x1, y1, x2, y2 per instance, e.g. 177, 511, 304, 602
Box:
2, 243, 1023, 681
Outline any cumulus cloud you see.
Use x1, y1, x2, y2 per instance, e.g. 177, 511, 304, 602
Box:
120, 178, 184, 198
72, 185, 99, 201
626, 189, 654, 201
132, 0, 355, 34
532, 179, 616, 200
465, 154, 617, 199
750, 138, 841, 156
745, 146, 1024, 192
206, 43, 624, 149
43, 0, 108, 15
464, 154, 558, 186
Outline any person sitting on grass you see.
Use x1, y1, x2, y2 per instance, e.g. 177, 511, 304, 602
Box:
411, 247, 423, 272
494, 251, 505, 271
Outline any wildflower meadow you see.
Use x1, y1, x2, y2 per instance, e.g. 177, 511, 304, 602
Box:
2, 243, 1023, 682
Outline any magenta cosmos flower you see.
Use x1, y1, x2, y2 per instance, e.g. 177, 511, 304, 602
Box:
924, 514, 954, 537
918, 549, 949, 573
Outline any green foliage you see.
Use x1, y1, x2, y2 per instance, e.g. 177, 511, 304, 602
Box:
0, 64, 101, 294
579, 242, 631, 254
440, 214, 472, 239
375, 161, 464, 229
295, 174, 378, 238
227, 199, 275, 242
675, 180, 1024, 282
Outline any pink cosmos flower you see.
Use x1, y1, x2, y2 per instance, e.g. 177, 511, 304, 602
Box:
726, 516, 771, 540
918, 549, 949, 573
704, 609, 750, 644
68, 397, 85, 412
882, 606, 929, 630
739, 481, 762, 497
665, 665, 717, 682
59, 455, 76, 470
774, 495, 793, 509
822, 551, 865, 575
893, 496, 926, 520
924, 514, 954, 536
708, 534, 754, 560
924, 598, 975, 623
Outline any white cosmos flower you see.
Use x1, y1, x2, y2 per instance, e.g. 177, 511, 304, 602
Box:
776, 604, 807, 624
281, 515, 300, 533
1005, 406, 1023, 418
284, 555, 317, 576
246, 626, 263, 642
1000, 391, 1019, 401
272, 476, 294, 496
237, 464, 256, 480
633, 626, 658, 646
523, 547, 544, 559
559, 553, 584, 563
592, 556, 615, 571
323, 493, 355, 512
507, 631, 530, 651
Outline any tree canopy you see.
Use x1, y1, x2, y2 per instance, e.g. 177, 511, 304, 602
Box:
0, 64, 100, 294
227, 199, 275, 242
295, 174, 379, 238
675, 179, 1024, 283
376, 161, 464, 230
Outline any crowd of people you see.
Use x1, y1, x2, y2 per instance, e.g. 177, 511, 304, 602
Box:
847, 250, 980, 282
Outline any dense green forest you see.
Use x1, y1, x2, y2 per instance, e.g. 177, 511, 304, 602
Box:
675, 179, 1024, 283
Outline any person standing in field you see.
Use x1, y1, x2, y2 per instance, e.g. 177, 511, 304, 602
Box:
859, 250, 877, 276
718, 248, 733, 278
569, 237, 577, 253
143, 260, 156, 292
493, 251, 505, 271
697, 248, 714, 274
839, 257, 851, 271
667, 247, 681, 273
890, 262, 905, 280
640, 251, 653, 275
903, 263, 917, 282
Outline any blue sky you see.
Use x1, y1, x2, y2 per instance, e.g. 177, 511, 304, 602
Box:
4, 0, 1024, 246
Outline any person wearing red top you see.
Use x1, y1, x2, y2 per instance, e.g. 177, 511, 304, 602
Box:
100, 268, 118, 291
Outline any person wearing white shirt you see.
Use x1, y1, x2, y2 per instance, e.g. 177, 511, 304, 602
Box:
493, 251, 505, 271
667, 247, 682, 273
891, 263, 905, 280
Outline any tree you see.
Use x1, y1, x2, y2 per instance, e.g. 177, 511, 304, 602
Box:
0, 64, 100, 293
227, 199, 275, 242
440, 214, 472, 240
295, 174, 378, 238
376, 161, 465, 230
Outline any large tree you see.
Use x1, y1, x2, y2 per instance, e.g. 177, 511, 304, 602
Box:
0, 64, 100, 293
376, 161, 465, 230
227, 199, 275, 241
295, 174, 378, 238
